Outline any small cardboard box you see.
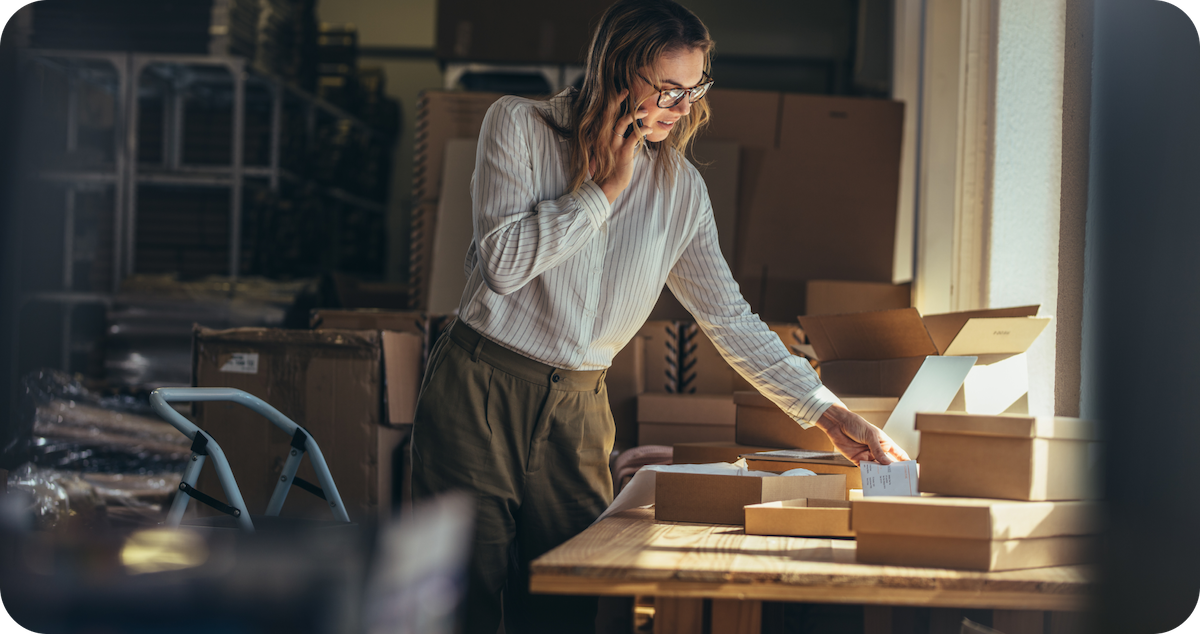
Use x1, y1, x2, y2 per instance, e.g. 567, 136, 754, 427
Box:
735, 391, 896, 450
852, 496, 1100, 571
192, 327, 415, 526
656, 472, 847, 525
744, 499, 854, 537
672, 441, 775, 465
805, 280, 912, 316
741, 451, 863, 489
916, 413, 1100, 501
637, 393, 736, 446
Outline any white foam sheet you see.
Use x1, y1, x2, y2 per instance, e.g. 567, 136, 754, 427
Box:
595, 459, 815, 523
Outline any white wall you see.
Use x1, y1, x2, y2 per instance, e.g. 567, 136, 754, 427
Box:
989, 0, 1066, 415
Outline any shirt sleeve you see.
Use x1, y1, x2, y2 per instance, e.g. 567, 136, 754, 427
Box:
664, 188, 843, 428
470, 97, 612, 296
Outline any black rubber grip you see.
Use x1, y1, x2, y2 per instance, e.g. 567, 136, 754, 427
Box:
179, 481, 241, 517
291, 476, 327, 501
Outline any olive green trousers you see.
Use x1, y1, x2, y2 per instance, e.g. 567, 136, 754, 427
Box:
410, 319, 615, 634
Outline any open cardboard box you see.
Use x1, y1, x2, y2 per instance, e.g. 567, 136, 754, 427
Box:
734, 392, 896, 450
637, 393, 736, 446
655, 471, 846, 525
740, 450, 863, 489
805, 280, 912, 316
916, 412, 1101, 501
852, 496, 1100, 571
744, 498, 854, 538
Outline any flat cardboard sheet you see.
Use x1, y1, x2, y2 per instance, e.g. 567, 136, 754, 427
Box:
744, 499, 854, 538
428, 138, 478, 314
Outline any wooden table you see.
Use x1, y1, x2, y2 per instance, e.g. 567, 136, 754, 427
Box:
530, 509, 1095, 634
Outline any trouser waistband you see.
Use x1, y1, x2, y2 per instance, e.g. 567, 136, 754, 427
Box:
447, 319, 606, 392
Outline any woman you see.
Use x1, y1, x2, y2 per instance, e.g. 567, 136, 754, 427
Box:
410, 1, 909, 632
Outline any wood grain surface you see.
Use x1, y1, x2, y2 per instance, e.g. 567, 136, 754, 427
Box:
530, 509, 1094, 611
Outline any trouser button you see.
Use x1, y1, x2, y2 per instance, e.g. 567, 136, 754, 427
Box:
552, 374, 560, 383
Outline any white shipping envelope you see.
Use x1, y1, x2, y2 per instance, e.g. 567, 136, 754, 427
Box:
883, 355, 977, 457
860, 460, 920, 496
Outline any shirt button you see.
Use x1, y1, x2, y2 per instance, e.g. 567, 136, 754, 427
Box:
552, 374, 560, 383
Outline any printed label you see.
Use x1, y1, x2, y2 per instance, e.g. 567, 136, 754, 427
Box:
220, 352, 259, 374
860, 460, 920, 497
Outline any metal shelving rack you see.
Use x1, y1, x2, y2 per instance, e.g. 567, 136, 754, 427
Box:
14, 48, 393, 380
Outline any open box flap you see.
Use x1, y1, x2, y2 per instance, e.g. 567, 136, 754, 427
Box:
799, 308, 938, 362
922, 305, 1041, 354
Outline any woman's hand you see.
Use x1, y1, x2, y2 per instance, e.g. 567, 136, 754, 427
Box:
814, 404, 911, 466
594, 90, 647, 205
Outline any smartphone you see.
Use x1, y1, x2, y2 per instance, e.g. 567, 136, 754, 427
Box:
621, 101, 643, 138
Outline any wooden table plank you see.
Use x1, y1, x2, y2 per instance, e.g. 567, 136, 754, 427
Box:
530, 509, 1095, 611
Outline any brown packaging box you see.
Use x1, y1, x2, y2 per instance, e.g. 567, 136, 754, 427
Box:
435, 0, 610, 64
916, 413, 1101, 501
636, 393, 735, 446
852, 496, 1100, 571
805, 280, 912, 316
735, 392, 896, 450
741, 452, 863, 489
608, 336, 645, 451
799, 306, 1050, 412
744, 499, 854, 538
671, 441, 774, 465
656, 472, 847, 525
192, 327, 416, 526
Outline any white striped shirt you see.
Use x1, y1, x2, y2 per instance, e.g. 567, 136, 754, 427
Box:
458, 90, 839, 426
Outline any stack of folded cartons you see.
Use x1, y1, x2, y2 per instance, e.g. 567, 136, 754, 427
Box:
852, 412, 1102, 571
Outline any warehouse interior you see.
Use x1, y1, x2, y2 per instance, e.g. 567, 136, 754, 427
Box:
0, 0, 1197, 633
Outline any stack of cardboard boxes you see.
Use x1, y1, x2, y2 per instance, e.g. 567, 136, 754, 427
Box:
852, 412, 1101, 571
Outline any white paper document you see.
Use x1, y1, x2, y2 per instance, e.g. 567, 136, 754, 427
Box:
860, 460, 920, 497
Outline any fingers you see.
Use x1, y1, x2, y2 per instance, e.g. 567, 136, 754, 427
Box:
879, 430, 911, 461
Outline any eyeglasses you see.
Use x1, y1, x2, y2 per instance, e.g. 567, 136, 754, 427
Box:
647, 72, 714, 108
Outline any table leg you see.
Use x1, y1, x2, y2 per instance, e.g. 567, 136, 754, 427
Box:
654, 597, 704, 634
994, 610, 1045, 633
711, 599, 762, 634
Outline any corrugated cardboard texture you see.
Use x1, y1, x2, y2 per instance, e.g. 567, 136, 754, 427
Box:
677, 322, 738, 394
655, 472, 846, 525
744, 499, 854, 537
608, 336, 645, 451
638, 320, 680, 393
412, 91, 502, 204
805, 280, 912, 316
672, 441, 775, 465
818, 357, 926, 398
917, 433, 1099, 501
922, 305, 1040, 354
732, 95, 904, 320
851, 497, 1100, 540
855, 533, 1097, 571
916, 413, 1100, 440
192, 327, 398, 525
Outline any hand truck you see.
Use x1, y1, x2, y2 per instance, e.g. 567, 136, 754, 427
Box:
150, 387, 351, 532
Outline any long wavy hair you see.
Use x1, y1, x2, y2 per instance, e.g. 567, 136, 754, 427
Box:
542, 0, 714, 193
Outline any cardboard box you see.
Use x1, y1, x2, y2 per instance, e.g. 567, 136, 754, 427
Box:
805, 280, 912, 316
852, 496, 1100, 571
734, 391, 896, 450
309, 310, 426, 334
637, 320, 681, 394
712, 92, 904, 321
655, 471, 847, 525
744, 499, 854, 538
923, 306, 1051, 415
428, 138, 478, 314
192, 327, 414, 526
608, 336, 645, 451
671, 441, 774, 465
741, 451, 863, 489
637, 393, 735, 446
916, 413, 1100, 501
798, 306, 1047, 453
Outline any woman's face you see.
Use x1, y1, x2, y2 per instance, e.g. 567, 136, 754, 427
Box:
633, 47, 707, 143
